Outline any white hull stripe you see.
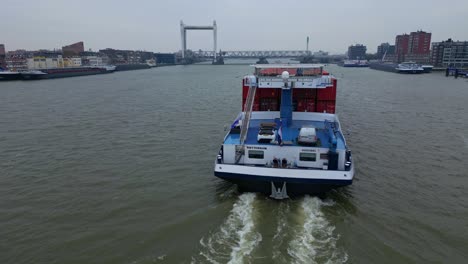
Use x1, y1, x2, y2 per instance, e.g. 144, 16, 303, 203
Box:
215, 163, 354, 181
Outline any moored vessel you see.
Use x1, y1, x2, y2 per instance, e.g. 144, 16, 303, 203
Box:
396, 62, 424, 73
342, 60, 369, 67
21, 66, 115, 80
214, 64, 354, 199
0, 70, 22, 81
114, 64, 150, 71
421, 65, 433, 73
370, 61, 433, 74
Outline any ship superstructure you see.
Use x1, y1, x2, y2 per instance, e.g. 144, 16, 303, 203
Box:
214, 64, 354, 199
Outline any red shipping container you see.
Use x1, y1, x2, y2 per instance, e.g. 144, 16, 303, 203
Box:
262, 88, 277, 98
326, 102, 336, 114
306, 89, 317, 99
260, 98, 278, 111
242, 86, 249, 100
305, 100, 316, 112
296, 100, 305, 111
316, 100, 336, 113
297, 99, 307, 112
316, 101, 327, 113
271, 100, 278, 111
293, 89, 303, 96
252, 102, 259, 111
317, 86, 336, 101
271, 88, 279, 98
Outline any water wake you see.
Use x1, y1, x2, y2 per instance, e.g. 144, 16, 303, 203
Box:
272, 202, 291, 261
197, 193, 261, 264
287, 196, 347, 264
462, 133, 468, 149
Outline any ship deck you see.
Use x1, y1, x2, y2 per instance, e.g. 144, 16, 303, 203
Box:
224, 118, 346, 149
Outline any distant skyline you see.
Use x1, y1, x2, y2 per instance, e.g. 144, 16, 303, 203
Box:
3, 0, 468, 54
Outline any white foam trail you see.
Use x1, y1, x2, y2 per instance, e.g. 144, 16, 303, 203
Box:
462, 134, 468, 149
197, 193, 261, 264
272, 202, 290, 260
287, 196, 347, 264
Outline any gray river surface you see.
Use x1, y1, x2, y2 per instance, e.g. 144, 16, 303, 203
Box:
1, 64, 467, 264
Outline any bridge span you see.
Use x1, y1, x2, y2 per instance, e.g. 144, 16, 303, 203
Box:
194, 50, 309, 58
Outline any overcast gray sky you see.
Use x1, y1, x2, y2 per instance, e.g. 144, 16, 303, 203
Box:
3, 0, 468, 54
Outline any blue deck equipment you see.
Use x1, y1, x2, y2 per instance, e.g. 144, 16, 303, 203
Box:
280, 88, 292, 127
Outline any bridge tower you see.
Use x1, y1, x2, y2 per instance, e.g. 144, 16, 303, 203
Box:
180, 20, 217, 61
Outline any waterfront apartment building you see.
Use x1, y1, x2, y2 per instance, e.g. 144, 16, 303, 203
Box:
154, 53, 176, 64
376, 42, 395, 60
99, 48, 154, 64
5, 50, 31, 71
0, 44, 6, 69
395, 34, 409, 62
395, 31, 431, 63
347, 44, 366, 60
431, 39, 468, 68
26, 56, 82, 70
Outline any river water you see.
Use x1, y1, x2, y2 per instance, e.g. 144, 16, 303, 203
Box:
1, 64, 467, 264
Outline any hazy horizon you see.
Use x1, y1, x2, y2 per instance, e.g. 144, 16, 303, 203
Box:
3, 0, 468, 54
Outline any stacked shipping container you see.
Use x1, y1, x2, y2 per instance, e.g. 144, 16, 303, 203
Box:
242, 77, 337, 113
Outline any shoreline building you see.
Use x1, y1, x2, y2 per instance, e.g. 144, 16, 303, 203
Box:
5, 50, 32, 71
0, 44, 6, 69
395, 30, 431, 63
62, 42, 84, 57
26, 56, 82, 69
431, 39, 468, 68
376, 42, 395, 61
99, 48, 154, 65
154, 53, 176, 64
347, 44, 366, 60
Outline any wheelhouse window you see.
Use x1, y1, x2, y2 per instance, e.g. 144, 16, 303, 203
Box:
248, 150, 264, 159
300, 152, 316, 162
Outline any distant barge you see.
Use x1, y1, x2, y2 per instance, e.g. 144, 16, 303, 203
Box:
370, 62, 433, 74
21, 66, 116, 80
342, 60, 369, 67
114, 64, 151, 71
0, 71, 22, 81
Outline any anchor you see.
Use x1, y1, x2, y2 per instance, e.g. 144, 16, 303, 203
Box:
270, 182, 289, 200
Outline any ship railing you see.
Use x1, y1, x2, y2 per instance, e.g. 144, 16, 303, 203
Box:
239, 78, 257, 145
236, 76, 257, 163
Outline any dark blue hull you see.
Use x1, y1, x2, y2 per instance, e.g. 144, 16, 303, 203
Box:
215, 171, 352, 196
0, 73, 22, 81
114, 64, 151, 71
21, 67, 114, 80
342, 65, 369, 67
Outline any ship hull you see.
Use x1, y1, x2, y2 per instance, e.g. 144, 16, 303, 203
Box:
397, 69, 424, 74
215, 171, 352, 195
369, 63, 398, 73
342, 64, 369, 67
0, 72, 22, 81
115, 64, 151, 71
21, 67, 114, 80
214, 163, 354, 196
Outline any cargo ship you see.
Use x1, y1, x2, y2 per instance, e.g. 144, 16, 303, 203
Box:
214, 64, 354, 199
370, 62, 433, 74
396, 62, 425, 73
0, 70, 22, 81
114, 64, 151, 71
21, 66, 116, 80
342, 60, 369, 67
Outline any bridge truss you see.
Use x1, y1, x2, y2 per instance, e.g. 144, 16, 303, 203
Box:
194, 50, 309, 58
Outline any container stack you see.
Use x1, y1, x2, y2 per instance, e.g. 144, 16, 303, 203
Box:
242, 78, 337, 114
315, 78, 337, 114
